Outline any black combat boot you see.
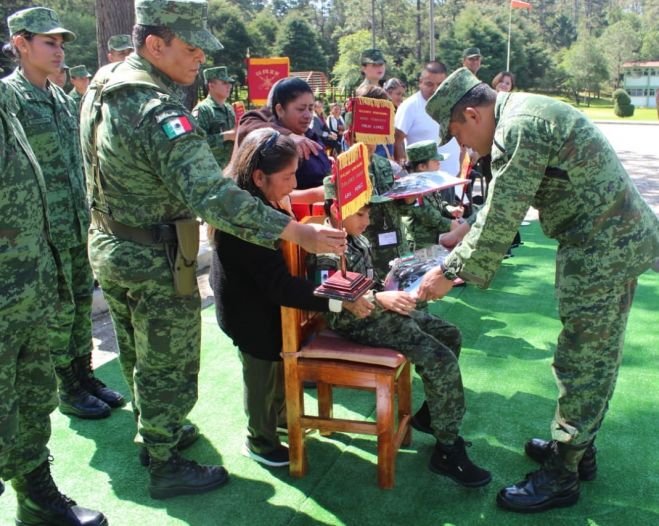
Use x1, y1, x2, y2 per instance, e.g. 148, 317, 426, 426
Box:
139, 424, 200, 467
74, 354, 125, 409
1, 479, 4, 496
12, 459, 108, 525
497, 442, 581, 513
524, 438, 597, 481
429, 437, 492, 487
55, 363, 111, 419
410, 401, 432, 435
148, 452, 229, 499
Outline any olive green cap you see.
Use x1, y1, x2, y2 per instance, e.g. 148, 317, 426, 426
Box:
203, 66, 234, 83
8, 7, 76, 42
406, 140, 447, 163
360, 48, 386, 65
426, 67, 483, 145
107, 34, 134, 51
134, 0, 223, 53
323, 175, 391, 205
462, 47, 481, 59
69, 65, 91, 78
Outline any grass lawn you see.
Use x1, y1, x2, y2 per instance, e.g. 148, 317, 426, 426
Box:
552, 95, 658, 122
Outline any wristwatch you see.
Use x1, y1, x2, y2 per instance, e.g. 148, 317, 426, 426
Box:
441, 263, 458, 281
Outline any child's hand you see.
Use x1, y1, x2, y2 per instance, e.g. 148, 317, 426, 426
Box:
342, 296, 375, 319
374, 291, 416, 316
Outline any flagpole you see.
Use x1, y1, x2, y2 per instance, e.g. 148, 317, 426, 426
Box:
506, 0, 512, 71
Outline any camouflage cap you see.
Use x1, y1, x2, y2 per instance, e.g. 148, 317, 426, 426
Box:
203, 66, 234, 83
107, 34, 134, 51
134, 0, 223, 53
426, 67, 483, 145
406, 140, 447, 163
462, 47, 481, 59
361, 48, 386, 65
7, 7, 76, 42
69, 65, 91, 78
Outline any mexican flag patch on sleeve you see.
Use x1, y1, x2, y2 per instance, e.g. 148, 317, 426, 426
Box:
161, 115, 193, 140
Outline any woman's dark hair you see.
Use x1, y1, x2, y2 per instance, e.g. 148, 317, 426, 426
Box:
403, 160, 427, 173
354, 84, 389, 100
383, 77, 404, 93
132, 25, 175, 49
3, 31, 34, 61
269, 77, 313, 113
491, 71, 515, 91
228, 127, 298, 199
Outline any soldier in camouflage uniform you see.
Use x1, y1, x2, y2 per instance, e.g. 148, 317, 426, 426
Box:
421, 67, 659, 512
306, 176, 492, 489
78, 0, 345, 500
358, 48, 386, 90
106, 34, 134, 63
68, 64, 91, 110
192, 65, 236, 169
0, 80, 107, 526
3, 7, 124, 422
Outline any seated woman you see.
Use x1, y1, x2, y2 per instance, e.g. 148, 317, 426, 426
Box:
237, 78, 332, 217
383, 77, 406, 109
491, 71, 515, 92
209, 128, 369, 468
402, 140, 473, 250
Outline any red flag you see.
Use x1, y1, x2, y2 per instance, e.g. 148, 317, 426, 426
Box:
511, 0, 531, 8
246, 57, 290, 106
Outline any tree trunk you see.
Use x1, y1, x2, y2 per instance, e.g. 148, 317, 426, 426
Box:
95, 0, 135, 68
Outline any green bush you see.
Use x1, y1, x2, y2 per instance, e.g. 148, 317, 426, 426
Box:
613, 88, 635, 117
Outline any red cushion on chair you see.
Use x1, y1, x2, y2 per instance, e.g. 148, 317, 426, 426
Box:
299, 330, 406, 368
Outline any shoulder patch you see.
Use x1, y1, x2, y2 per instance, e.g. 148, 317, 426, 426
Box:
160, 114, 194, 140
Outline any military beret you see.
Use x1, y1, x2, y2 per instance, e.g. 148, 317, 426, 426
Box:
361, 48, 386, 65
406, 140, 447, 163
463, 47, 481, 59
107, 34, 134, 51
134, 0, 223, 53
8, 7, 76, 42
426, 67, 483, 145
203, 66, 234, 83
323, 175, 391, 205
69, 65, 91, 78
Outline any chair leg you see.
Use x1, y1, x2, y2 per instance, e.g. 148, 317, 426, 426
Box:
375, 375, 396, 489
284, 362, 307, 478
317, 381, 333, 437
398, 361, 412, 447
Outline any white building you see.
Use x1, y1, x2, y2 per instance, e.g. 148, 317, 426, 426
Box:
622, 60, 659, 108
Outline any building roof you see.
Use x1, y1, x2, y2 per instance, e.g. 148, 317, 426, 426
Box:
622, 61, 659, 68
290, 71, 328, 94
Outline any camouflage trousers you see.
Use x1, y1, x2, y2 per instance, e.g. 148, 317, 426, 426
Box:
551, 278, 638, 470
89, 231, 201, 462
48, 242, 94, 367
0, 320, 58, 480
331, 308, 464, 444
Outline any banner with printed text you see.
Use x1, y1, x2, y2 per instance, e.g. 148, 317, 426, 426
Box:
349, 97, 395, 144
246, 57, 290, 106
334, 143, 372, 220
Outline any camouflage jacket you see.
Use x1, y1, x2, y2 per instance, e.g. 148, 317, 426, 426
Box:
404, 192, 454, 248
363, 153, 411, 276
191, 95, 235, 168
79, 55, 290, 248
444, 92, 659, 291
0, 84, 59, 325
3, 69, 89, 250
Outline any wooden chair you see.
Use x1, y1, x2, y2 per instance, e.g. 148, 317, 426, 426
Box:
280, 230, 412, 489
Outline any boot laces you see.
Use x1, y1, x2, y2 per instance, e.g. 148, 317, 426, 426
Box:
80, 356, 108, 389
28, 457, 76, 511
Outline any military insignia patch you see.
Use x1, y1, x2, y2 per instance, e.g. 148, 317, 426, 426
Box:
161, 115, 193, 140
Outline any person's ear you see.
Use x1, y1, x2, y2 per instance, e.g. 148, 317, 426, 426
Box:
463, 107, 481, 125
144, 34, 165, 58
274, 103, 284, 119
252, 168, 266, 189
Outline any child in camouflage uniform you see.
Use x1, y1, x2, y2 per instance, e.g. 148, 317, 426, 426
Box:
307, 176, 491, 488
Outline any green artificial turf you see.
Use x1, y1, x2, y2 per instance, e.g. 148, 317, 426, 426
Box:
2, 220, 657, 526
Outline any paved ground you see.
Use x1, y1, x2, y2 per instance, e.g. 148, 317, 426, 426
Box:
91, 122, 659, 365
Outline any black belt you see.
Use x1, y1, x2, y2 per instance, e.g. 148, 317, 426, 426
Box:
90, 209, 177, 245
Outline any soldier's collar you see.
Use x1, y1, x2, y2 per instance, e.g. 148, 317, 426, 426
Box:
129, 54, 184, 100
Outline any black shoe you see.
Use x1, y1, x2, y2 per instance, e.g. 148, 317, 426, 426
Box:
1, 479, 4, 497
139, 424, 200, 467
410, 401, 433, 435
13, 459, 108, 525
241, 444, 290, 467
56, 364, 111, 420
525, 438, 597, 481
148, 453, 229, 500
496, 466, 580, 513
429, 437, 491, 488
74, 354, 125, 409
